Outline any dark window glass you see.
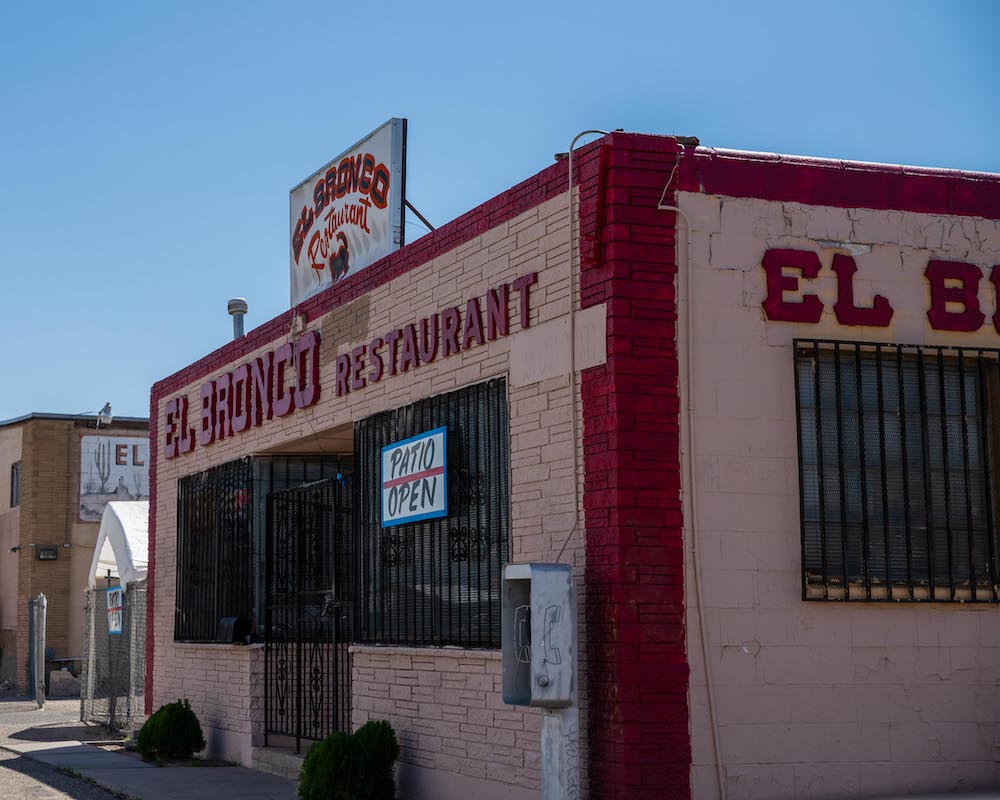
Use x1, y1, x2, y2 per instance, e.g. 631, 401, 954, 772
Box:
175, 454, 347, 643
796, 340, 1000, 602
175, 458, 255, 642
10, 462, 20, 508
253, 454, 348, 634
355, 378, 510, 647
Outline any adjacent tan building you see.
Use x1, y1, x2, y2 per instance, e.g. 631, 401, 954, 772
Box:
0, 413, 149, 691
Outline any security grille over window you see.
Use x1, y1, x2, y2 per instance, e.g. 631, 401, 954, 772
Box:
795, 340, 1000, 602
175, 455, 347, 643
175, 458, 255, 641
253, 455, 348, 636
355, 378, 510, 647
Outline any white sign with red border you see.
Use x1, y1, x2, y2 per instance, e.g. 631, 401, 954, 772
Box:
381, 427, 448, 527
289, 118, 406, 306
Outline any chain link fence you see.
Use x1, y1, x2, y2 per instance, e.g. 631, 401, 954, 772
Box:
80, 580, 147, 733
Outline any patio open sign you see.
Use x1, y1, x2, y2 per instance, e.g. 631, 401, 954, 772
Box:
381, 427, 448, 527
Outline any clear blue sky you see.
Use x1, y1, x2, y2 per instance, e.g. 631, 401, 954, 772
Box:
1, 1, 997, 421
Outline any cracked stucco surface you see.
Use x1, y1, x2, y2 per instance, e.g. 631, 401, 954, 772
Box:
678, 192, 1000, 800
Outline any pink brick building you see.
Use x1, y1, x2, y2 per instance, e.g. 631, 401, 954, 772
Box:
147, 132, 1000, 798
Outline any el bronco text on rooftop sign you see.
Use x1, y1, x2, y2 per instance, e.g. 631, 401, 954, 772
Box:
291, 151, 391, 267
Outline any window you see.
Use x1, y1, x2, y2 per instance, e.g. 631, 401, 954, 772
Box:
795, 340, 1000, 602
253, 454, 348, 635
175, 454, 346, 643
175, 458, 255, 642
355, 378, 510, 648
10, 462, 20, 508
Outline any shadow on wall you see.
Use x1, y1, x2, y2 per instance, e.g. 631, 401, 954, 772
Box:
0, 630, 15, 688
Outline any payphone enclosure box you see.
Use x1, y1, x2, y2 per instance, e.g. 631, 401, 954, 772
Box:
501, 562, 576, 708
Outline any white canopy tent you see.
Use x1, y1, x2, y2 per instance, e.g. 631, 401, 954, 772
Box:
88, 501, 149, 588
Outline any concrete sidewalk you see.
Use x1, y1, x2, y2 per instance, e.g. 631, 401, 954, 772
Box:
2, 738, 297, 800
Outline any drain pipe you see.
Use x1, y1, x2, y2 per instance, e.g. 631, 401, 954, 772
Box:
658, 181, 727, 799
555, 129, 609, 564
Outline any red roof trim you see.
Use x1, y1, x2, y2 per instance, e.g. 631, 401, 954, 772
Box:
151, 135, 1000, 403
675, 145, 1000, 218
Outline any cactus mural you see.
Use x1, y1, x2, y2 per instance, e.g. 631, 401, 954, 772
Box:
79, 436, 150, 521
94, 441, 112, 493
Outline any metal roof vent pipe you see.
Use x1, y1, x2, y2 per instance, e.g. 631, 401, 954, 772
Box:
228, 297, 248, 340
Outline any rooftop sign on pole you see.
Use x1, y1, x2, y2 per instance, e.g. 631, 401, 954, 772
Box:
289, 118, 407, 306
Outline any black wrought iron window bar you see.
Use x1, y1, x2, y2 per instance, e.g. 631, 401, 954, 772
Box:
252, 455, 349, 636
795, 339, 1000, 602
354, 378, 511, 648
175, 454, 348, 643
175, 457, 255, 642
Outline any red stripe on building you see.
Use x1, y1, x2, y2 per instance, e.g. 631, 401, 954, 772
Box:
383, 466, 444, 489
675, 144, 1000, 217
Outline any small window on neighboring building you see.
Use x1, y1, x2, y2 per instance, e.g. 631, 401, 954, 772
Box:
355, 378, 511, 648
795, 340, 1000, 602
10, 462, 20, 508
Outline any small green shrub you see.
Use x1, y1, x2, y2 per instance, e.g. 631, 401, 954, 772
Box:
354, 720, 400, 799
137, 699, 206, 761
298, 720, 400, 800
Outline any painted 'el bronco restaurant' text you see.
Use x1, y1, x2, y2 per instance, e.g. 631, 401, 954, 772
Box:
162, 271, 539, 459
333, 272, 537, 397
162, 331, 321, 459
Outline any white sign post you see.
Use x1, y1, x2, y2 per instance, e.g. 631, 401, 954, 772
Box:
381, 427, 448, 527
106, 586, 124, 635
290, 118, 406, 306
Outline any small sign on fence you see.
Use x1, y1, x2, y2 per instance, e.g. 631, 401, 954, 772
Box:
107, 586, 124, 635
381, 427, 448, 527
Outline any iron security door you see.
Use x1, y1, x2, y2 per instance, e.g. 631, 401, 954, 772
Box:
264, 477, 352, 752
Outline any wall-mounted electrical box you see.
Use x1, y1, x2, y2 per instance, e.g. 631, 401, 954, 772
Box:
501, 563, 576, 708
36, 546, 58, 561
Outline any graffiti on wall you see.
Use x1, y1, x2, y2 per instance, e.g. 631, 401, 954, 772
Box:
80, 436, 149, 521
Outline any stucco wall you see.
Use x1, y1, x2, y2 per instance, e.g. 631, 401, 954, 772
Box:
679, 191, 1000, 798
151, 191, 599, 789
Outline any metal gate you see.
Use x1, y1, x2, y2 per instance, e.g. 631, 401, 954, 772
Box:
264, 476, 352, 752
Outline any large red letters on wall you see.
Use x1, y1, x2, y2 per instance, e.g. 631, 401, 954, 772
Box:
761, 248, 1000, 333
333, 273, 536, 398
163, 330, 321, 459
163, 272, 539, 458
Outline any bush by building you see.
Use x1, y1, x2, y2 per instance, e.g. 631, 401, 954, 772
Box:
298, 720, 400, 800
136, 699, 206, 761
